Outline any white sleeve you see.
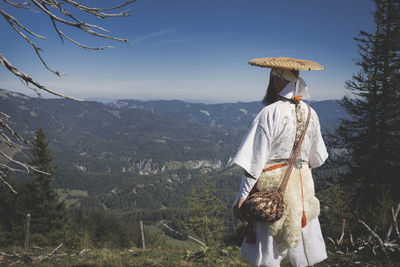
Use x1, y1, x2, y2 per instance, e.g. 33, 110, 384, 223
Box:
308, 112, 328, 168
232, 175, 257, 208
230, 108, 276, 179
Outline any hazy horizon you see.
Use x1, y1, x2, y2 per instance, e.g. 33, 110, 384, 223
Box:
1, 87, 340, 105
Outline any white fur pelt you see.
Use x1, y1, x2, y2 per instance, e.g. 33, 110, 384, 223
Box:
256, 161, 320, 248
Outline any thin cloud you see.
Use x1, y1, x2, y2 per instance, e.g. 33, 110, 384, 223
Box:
131, 28, 179, 44
151, 37, 201, 47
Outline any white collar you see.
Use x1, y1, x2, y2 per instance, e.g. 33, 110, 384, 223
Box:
279, 77, 310, 99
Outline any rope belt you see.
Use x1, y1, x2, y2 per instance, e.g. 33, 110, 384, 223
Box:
262, 162, 289, 172
261, 159, 308, 173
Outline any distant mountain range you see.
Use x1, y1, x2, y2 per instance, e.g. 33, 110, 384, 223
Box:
109, 98, 347, 133
0, 89, 348, 210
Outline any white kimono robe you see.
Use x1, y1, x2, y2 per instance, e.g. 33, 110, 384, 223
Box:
231, 99, 328, 267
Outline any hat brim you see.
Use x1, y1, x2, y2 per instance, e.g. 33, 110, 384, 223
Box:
249, 57, 325, 71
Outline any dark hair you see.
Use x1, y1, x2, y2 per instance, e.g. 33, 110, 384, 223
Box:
261, 82, 275, 106
262, 75, 279, 106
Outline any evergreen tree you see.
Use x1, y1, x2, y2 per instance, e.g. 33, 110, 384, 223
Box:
16, 128, 66, 245
337, 0, 400, 224
187, 177, 226, 245
0, 176, 18, 246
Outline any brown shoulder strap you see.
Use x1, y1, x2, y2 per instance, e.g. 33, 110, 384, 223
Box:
279, 104, 311, 192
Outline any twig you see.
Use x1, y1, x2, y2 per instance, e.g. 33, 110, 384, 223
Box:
385, 203, 400, 242
338, 218, 346, 245
392, 203, 400, 243
0, 162, 25, 173
160, 221, 206, 247
0, 9, 61, 76
59, 31, 113, 51
8, 260, 21, 266
0, 150, 28, 173
359, 220, 388, 257
327, 237, 336, 245
0, 112, 10, 119
78, 248, 90, 256
43, 0, 118, 49
3, 0, 31, 10
48, 243, 63, 255
63, 0, 136, 15
0, 148, 51, 176
0, 250, 12, 256
0, 130, 15, 146
0, 112, 26, 143
0, 9, 45, 39
31, 0, 129, 43
0, 171, 18, 194
48, 7, 64, 43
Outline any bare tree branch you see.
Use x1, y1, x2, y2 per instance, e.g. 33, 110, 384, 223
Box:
0, 150, 29, 173
0, 54, 83, 101
0, 146, 51, 176
1, 0, 134, 100
58, 32, 113, 51
0, 130, 13, 144
3, 0, 32, 10
0, 10, 62, 76
47, 0, 102, 27
0, 0, 135, 194
48, 9, 64, 43
0, 162, 24, 173
38, 3, 113, 51
63, 0, 136, 15
20, 77, 43, 97
0, 169, 18, 194
0, 9, 45, 39
0, 133, 28, 153
1, 110, 48, 194
30, 0, 129, 43
0, 112, 26, 144
1, 0, 134, 102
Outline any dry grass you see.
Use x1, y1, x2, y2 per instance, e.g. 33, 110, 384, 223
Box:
0, 246, 247, 267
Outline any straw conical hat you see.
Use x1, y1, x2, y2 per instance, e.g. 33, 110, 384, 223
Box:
249, 57, 325, 71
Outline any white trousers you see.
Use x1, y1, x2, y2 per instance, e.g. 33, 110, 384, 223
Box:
241, 217, 327, 267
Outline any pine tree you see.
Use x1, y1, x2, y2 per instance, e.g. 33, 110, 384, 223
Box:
0, 177, 18, 246
187, 177, 226, 245
337, 0, 400, 223
17, 128, 66, 245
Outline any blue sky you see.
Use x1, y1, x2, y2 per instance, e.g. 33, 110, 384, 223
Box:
0, 0, 376, 103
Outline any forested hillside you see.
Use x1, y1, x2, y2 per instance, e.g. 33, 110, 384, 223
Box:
1, 81, 399, 265
0, 88, 346, 212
